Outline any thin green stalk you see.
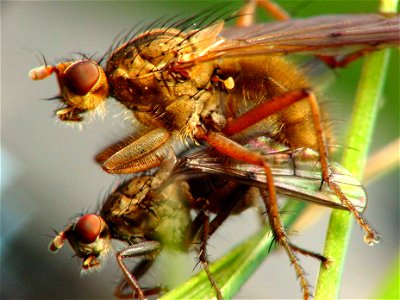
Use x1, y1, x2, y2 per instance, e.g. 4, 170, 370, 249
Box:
314, 0, 397, 299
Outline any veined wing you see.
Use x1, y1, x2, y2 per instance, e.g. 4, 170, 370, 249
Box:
175, 137, 366, 213
188, 14, 399, 63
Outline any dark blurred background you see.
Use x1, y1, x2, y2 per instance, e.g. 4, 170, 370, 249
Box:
2, 1, 399, 299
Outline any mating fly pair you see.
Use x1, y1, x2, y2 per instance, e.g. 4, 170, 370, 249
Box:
30, 0, 399, 299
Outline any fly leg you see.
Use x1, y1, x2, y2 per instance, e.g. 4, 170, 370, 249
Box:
220, 89, 378, 244
236, 0, 289, 28
189, 183, 251, 242
115, 240, 161, 300
188, 184, 251, 299
196, 130, 317, 299
198, 211, 223, 300
96, 128, 170, 174
186, 175, 249, 236
259, 189, 327, 300
208, 187, 251, 236
114, 259, 163, 299
317, 49, 375, 68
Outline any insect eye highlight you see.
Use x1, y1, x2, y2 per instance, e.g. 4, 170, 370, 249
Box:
63, 61, 100, 96
74, 214, 102, 244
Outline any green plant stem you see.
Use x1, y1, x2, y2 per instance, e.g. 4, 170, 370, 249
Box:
314, 1, 397, 298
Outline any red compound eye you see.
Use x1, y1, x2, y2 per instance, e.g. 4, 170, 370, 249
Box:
74, 214, 102, 244
63, 61, 99, 96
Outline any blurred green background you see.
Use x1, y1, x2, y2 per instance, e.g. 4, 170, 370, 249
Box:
2, 1, 398, 299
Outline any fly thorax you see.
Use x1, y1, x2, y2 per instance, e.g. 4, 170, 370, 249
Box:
102, 193, 153, 242
100, 177, 157, 241
106, 27, 216, 131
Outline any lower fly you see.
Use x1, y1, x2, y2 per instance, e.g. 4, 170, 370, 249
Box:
49, 135, 370, 299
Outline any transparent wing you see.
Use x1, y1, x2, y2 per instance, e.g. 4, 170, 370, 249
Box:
175, 137, 366, 213
190, 14, 399, 62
